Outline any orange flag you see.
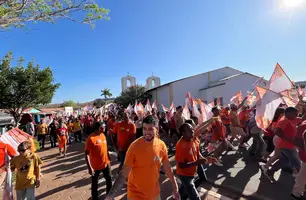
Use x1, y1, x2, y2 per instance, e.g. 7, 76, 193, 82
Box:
269, 63, 294, 93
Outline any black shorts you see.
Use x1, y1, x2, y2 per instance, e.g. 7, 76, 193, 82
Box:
263, 135, 275, 153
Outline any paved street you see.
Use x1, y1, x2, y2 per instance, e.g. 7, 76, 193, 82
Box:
1, 141, 234, 200
0, 137, 297, 200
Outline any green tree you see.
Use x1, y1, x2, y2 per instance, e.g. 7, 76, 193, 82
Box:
61, 100, 77, 108
114, 85, 151, 109
0, 0, 110, 29
0, 52, 60, 123
101, 88, 112, 104
93, 98, 105, 108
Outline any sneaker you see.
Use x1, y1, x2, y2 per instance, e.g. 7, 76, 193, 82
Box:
227, 142, 238, 151
214, 159, 223, 167
291, 193, 304, 200
239, 143, 248, 149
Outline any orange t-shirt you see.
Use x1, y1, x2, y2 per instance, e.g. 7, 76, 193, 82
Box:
238, 110, 251, 127
175, 138, 200, 177
114, 121, 136, 151
107, 119, 117, 135
220, 110, 230, 125
85, 132, 110, 171
211, 118, 226, 141
276, 117, 297, 149
124, 138, 168, 200
0, 142, 17, 168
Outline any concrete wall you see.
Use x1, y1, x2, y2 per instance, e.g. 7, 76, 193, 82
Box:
199, 74, 268, 105
171, 67, 241, 106
147, 67, 266, 108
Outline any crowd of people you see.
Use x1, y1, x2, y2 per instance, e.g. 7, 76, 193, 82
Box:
1, 94, 306, 200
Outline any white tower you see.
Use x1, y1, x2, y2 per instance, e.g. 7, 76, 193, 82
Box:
121, 75, 136, 92
146, 75, 161, 90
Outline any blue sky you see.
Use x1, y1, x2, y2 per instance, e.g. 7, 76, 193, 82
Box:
1, 0, 306, 103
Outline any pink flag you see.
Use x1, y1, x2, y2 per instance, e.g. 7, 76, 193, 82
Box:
126, 104, 133, 114
255, 86, 284, 130
198, 99, 213, 123
182, 103, 190, 120
145, 99, 152, 114
216, 98, 221, 106
134, 101, 144, 117
161, 104, 169, 112
3, 148, 13, 200
185, 92, 192, 106
152, 100, 157, 110
269, 63, 294, 93
167, 102, 175, 121
191, 98, 201, 121
208, 100, 214, 108
246, 91, 256, 106
230, 91, 243, 106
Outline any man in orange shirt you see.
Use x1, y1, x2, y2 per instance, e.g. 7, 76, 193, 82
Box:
176, 122, 217, 200
211, 107, 228, 162
221, 107, 231, 136
264, 107, 304, 180
107, 114, 117, 149
105, 115, 180, 200
229, 104, 247, 148
85, 122, 112, 200
113, 113, 136, 170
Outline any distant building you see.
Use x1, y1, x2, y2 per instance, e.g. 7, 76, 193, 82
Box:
146, 66, 268, 108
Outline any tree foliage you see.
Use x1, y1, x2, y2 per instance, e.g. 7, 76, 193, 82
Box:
101, 88, 112, 104
93, 98, 105, 108
101, 88, 112, 99
61, 100, 77, 108
0, 51, 60, 123
0, 0, 110, 29
114, 85, 151, 109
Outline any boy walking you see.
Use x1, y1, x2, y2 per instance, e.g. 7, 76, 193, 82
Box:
11, 141, 42, 200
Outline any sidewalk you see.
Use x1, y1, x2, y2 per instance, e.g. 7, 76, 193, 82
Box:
0, 142, 234, 200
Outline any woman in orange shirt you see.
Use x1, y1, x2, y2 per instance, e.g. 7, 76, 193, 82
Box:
57, 121, 68, 157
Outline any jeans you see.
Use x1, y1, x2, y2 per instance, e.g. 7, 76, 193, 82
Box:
249, 132, 265, 157
271, 148, 301, 172
16, 186, 35, 200
50, 134, 57, 148
179, 165, 207, 200
74, 130, 82, 143
178, 175, 201, 200
292, 161, 306, 196
38, 135, 46, 149
91, 165, 112, 200
118, 151, 127, 169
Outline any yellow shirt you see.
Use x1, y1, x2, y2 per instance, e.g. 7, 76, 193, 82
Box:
11, 153, 42, 190
37, 123, 48, 135
73, 121, 81, 131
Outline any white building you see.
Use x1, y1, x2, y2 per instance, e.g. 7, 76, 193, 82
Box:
146, 67, 268, 108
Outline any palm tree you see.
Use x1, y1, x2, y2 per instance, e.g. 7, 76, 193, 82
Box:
101, 88, 112, 104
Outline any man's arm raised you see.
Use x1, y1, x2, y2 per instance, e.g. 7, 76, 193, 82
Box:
105, 165, 131, 200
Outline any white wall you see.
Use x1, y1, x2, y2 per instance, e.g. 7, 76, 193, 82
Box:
148, 67, 265, 107
199, 74, 268, 105
156, 85, 170, 108
171, 67, 241, 106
